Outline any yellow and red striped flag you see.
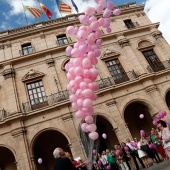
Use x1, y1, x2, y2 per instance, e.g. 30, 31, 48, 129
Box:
23, 5, 42, 18
59, 1, 72, 14
40, 3, 53, 19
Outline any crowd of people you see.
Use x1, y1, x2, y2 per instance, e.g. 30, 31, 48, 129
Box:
53, 120, 170, 170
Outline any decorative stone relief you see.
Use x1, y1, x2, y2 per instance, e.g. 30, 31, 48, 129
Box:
145, 85, 157, 93
22, 69, 44, 82
46, 58, 55, 67
118, 38, 130, 48
106, 99, 116, 106
152, 32, 163, 40
62, 114, 73, 122
100, 49, 120, 61
11, 127, 26, 138
2, 68, 15, 79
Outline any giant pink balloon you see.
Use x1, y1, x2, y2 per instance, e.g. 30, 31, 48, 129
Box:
89, 132, 99, 140
85, 115, 93, 123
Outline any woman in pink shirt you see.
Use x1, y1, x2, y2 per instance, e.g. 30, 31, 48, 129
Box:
157, 120, 170, 158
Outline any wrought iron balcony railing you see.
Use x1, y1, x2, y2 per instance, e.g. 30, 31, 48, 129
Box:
0, 109, 7, 121
22, 71, 138, 113
22, 90, 69, 113
147, 60, 170, 73
19, 46, 35, 56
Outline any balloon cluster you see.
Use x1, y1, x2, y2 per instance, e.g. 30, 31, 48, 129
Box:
65, 0, 121, 140
152, 111, 167, 126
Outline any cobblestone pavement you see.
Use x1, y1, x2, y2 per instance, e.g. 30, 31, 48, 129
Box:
147, 160, 170, 170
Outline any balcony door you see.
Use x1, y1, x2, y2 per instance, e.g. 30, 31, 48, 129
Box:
27, 80, 48, 110
142, 50, 165, 72
105, 59, 129, 84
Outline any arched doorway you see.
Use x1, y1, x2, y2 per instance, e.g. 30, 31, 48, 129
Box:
124, 102, 153, 138
33, 130, 71, 170
0, 146, 17, 170
165, 90, 170, 109
96, 115, 119, 153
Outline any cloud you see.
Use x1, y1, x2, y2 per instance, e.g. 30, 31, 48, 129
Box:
145, 0, 170, 44
5, 0, 39, 18
53, 0, 97, 17
0, 22, 11, 30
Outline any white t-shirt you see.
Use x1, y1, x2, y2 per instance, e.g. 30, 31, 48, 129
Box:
101, 155, 108, 165
126, 141, 135, 151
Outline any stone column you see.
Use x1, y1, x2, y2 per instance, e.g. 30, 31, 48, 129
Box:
116, 34, 146, 76
106, 99, 132, 142
45, 55, 62, 93
2, 64, 20, 114
150, 26, 170, 59
62, 114, 86, 160
11, 125, 33, 170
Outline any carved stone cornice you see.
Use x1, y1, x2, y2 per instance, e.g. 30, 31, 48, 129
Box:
62, 114, 73, 122
2, 68, 15, 79
118, 39, 130, 48
11, 127, 26, 138
152, 31, 163, 40
145, 85, 157, 93
106, 99, 116, 106
46, 58, 55, 67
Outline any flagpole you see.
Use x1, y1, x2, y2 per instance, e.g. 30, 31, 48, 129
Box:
55, 0, 63, 17
37, 0, 45, 19
22, 3, 28, 26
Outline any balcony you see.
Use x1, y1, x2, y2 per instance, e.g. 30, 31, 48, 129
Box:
147, 60, 170, 73
19, 46, 35, 56
97, 70, 138, 89
0, 109, 7, 121
22, 71, 138, 113
22, 90, 69, 113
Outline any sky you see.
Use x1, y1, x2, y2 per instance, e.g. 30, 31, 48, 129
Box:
0, 0, 170, 43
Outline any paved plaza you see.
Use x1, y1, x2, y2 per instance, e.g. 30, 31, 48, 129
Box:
147, 160, 170, 170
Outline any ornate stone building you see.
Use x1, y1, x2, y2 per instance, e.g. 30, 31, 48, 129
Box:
0, 2, 170, 170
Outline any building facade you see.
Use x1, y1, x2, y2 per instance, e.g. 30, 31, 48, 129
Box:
0, 2, 170, 170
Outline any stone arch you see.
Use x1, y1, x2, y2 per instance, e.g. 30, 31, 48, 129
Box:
137, 39, 155, 51
119, 95, 157, 118
61, 58, 70, 71
0, 144, 16, 159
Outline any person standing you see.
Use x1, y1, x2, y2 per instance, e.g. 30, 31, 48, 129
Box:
106, 149, 118, 170
157, 120, 170, 158
126, 138, 145, 170
101, 151, 108, 170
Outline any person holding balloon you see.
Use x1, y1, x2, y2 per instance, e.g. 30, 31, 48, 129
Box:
157, 120, 170, 159
106, 149, 118, 170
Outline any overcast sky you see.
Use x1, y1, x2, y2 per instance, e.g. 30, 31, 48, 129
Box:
0, 0, 169, 43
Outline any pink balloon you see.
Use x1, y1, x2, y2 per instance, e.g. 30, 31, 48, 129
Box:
75, 110, 85, 119
82, 89, 93, 98
113, 9, 121, 16
94, 49, 101, 57
83, 98, 93, 108
99, 0, 106, 6
84, 7, 94, 16
71, 48, 80, 57
93, 149, 97, 154
139, 114, 144, 119
79, 43, 88, 53
75, 76, 83, 84
102, 133, 107, 139
83, 78, 92, 84
149, 144, 154, 149
79, 82, 87, 90
96, 39, 103, 46
74, 27, 79, 35
82, 58, 92, 69
85, 115, 93, 123
94, 0, 100, 2
72, 102, 79, 110
83, 69, 92, 78
81, 123, 88, 132
98, 160, 102, 166
69, 94, 78, 102
107, 1, 114, 10
38, 158, 42, 164
106, 27, 112, 33
66, 26, 75, 35
74, 67, 83, 76
124, 146, 129, 152
98, 18, 105, 27
89, 16, 97, 23
162, 111, 167, 117
79, 26, 87, 31
103, 8, 111, 18
73, 58, 82, 67
95, 4, 103, 14
107, 165, 111, 170
77, 30, 87, 41
90, 21, 99, 31
89, 132, 99, 140
115, 150, 120, 156
77, 98, 84, 107
87, 123, 97, 132
79, 15, 89, 24
140, 130, 145, 136
66, 46, 73, 56
156, 114, 161, 120
95, 29, 103, 38
153, 120, 157, 126
90, 68, 99, 78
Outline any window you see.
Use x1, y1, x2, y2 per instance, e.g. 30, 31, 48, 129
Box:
57, 34, 68, 45
124, 19, 135, 29
105, 59, 129, 84
27, 80, 48, 110
21, 43, 33, 55
142, 49, 165, 72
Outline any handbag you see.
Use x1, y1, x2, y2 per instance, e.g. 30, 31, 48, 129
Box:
141, 144, 149, 151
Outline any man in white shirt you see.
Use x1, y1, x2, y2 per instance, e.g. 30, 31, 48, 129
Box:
101, 151, 108, 170
126, 138, 145, 170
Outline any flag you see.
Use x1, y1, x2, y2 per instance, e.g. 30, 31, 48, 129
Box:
23, 5, 42, 18
59, 1, 72, 14
71, 0, 79, 13
40, 3, 53, 19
